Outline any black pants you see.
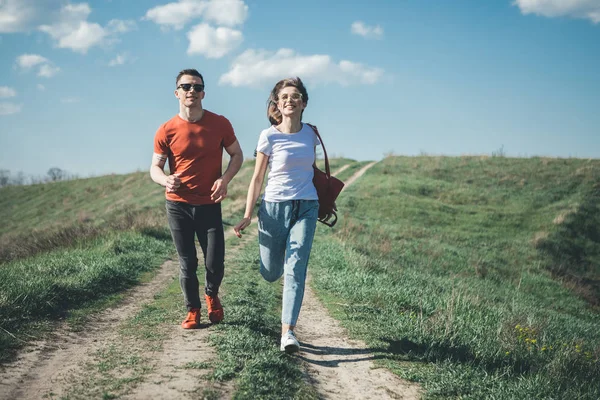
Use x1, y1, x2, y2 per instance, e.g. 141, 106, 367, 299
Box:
166, 200, 225, 310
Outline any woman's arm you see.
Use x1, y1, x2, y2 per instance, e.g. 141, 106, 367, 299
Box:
233, 152, 269, 237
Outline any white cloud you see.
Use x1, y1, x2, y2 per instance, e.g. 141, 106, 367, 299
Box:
219, 48, 385, 88
203, 0, 248, 27
15, 54, 59, 78
38, 3, 136, 53
144, 0, 248, 30
16, 53, 48, 69
108, 52, 133, 67
513, 0, 600, 23
107, 19, 136, 34
38, 64, 60, 77
0, 102, 22, 115
0, 86, 17, 98
42, 22, 107, 54
37, 84, 46, 91
144, 0, 205, 30
61, 97, 80, 103
187, 23, 243, 58
0, 0, 62, 33
1, 1, 135, 51
351, 21, 384, 39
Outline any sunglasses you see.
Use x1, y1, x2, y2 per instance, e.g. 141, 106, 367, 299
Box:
279, 92, 303, 102
178, 83, 205, 92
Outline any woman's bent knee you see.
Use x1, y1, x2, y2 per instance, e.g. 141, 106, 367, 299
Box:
260, 266, 281, 282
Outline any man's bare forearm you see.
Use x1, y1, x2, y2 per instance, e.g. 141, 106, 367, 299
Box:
221, 152, 243, 184
150, 165, 168, 187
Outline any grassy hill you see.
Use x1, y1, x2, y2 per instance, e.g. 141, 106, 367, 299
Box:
309, 155, 599, 398
1, 155, 598, 399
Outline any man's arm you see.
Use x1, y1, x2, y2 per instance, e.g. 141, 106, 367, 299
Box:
222, 140, 244, 183
210, 140, 243, 202
150, 153, 180, 192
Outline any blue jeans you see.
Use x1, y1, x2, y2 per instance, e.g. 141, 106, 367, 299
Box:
258, 199, 319, 326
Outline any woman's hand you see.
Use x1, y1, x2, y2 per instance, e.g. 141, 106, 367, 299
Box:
233, 217, 252, 238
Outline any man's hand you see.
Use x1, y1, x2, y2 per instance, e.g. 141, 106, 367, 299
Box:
165, 173, 181, 192
233, 217, 251, 238
211, 178, 228, 202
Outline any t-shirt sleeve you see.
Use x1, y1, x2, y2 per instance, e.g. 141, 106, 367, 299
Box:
221, 116, 237, 148
153, 124, 169, 155
256, 130, 272, 155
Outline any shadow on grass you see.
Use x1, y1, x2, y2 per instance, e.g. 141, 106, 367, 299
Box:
536, 187, 600, 307
296, 340, 470, 368
222, 319, 279, 339
377, 337, 541, 376
297, 342, 383, 367
139, 226, 172, 241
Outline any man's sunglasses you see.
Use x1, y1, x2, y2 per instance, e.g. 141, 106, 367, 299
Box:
178, 84, 205, 92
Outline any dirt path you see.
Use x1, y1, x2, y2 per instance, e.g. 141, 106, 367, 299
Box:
0, 160, 420, 399
342, 161, 377, 189
296, 281, 420, 399
0, 260, 180, 399
295, 160, 420, 399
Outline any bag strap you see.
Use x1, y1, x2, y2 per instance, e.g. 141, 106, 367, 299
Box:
306, 123, 331, 178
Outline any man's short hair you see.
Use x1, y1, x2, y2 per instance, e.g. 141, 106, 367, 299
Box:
176, 69, 204, 87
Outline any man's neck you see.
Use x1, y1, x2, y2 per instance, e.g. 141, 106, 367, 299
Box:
179, 106, 204, 123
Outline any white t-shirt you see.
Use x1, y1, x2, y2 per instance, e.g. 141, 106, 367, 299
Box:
256, 123, 321, 202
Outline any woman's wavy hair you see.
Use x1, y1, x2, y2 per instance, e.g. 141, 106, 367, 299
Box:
267, 77, 309, 125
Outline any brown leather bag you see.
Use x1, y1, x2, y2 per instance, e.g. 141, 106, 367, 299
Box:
307, 124, 345, 227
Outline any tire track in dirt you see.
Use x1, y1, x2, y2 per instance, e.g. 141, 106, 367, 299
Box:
0, 260, 180, 399
121, 232, 256, 400
341, 161, 377, 190
297, 281, 420, 399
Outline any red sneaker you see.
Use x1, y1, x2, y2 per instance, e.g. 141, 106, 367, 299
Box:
205, 294, 224, 323
181, 308, 201, 329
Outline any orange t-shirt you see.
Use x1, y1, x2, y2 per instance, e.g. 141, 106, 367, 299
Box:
154, 111, 237, 205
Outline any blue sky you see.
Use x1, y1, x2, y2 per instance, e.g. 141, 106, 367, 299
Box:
1, 0, 599, 178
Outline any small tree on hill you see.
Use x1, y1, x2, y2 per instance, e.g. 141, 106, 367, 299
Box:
47, 167, 65, 182
0, 169, 9, 187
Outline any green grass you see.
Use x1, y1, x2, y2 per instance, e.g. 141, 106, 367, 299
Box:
0, 172, 162, 237
3, 155, 597, 398
54, 234, 319, 399
334, 160, 374, 182
0, 229, 173, 362
308, 155, 600, 399
0, 162, 258, 262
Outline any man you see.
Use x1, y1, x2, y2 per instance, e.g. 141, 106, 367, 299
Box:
150, 69, 243, 329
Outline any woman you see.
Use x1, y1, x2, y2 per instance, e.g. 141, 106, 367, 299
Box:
233, 77, 320, 353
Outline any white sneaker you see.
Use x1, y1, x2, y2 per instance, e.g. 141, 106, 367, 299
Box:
280, 331, 300, 353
